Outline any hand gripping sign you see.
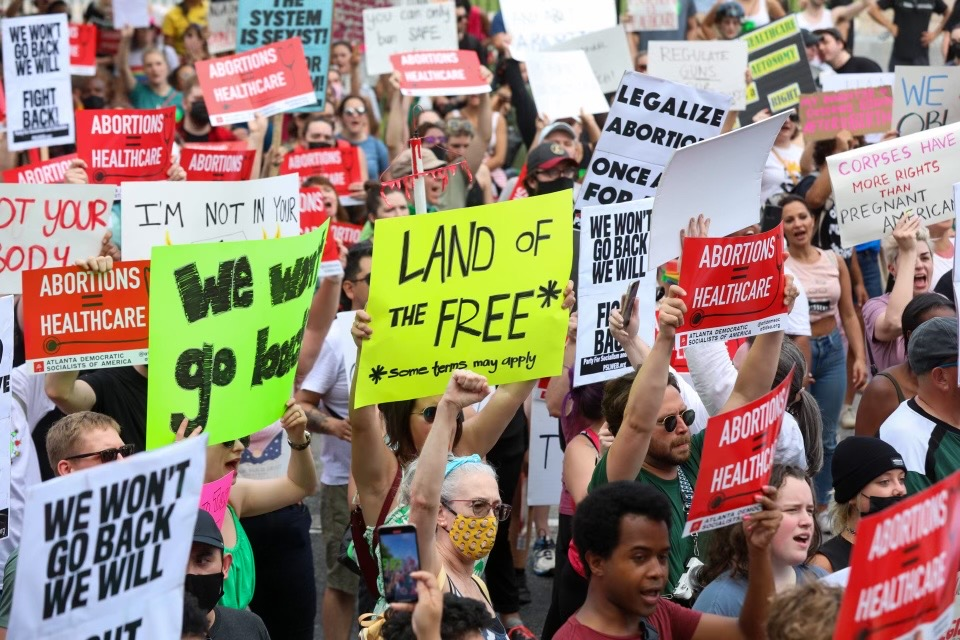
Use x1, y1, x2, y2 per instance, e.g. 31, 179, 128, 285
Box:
76, 107, 176, 185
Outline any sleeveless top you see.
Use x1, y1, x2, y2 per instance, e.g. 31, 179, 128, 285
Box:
559, 430, 602, 516
787, 249, 841, 323
876, 371, 906, 403
221, 505, 256, 610
817, 534, 853, 572
441, 567, 509, 640
745, 0, 771, 27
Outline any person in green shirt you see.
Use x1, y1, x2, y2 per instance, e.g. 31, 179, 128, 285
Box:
117, 26, 182, 111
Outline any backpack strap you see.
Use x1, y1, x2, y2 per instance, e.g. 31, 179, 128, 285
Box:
350, 462, 403, 596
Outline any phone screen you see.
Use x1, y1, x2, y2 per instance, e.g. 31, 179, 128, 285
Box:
622, 280, 641, 323
380, 527, 420, 603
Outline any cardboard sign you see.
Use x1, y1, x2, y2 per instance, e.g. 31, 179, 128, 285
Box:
649, 112, 789, 268
76, 107, 176, 185
575, 72, 732, 210
7, 436, 207, 640
195, 38, 316, 126
208, 0, 238, 54
112, 0, 150, 28
683, 371, 790, 536
525, 51, 610, 119
334, 0, 391, 43
1, 14, 75, 152
362, 2, 458, 76
676, 225, 788, 347
354, 192, 573, 406
181, 147, 255, 181
68, 23, 96, 76
647, 41, 749, 111
834, 472, 960, 640
547, 26, 635, 95
120, 173, 302, 260
892, 66, 960, 137
1, 152, 76, 184
236, 0, 331, 110
826, 122, 960, 247
199, 471, 234, 528
0, 183, 114, 293
820, 72, 894, 92
21, 261, 150, 373
627, 0, 678, 32
145, 227, 326, 448
527, 380, 564, 506
575, 200, 656, 387
799, 87, 893, 141
280, 146, 362, 197
739, 15, 816, 124
390, 50, 490, 97
499, 0, 617, 61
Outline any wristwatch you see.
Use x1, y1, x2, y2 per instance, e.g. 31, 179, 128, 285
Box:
288, 432, 312, 451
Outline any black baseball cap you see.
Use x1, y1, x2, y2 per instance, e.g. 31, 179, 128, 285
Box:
193, 509, 224, 550
526, 141, 577, 174
813, 27, 845, 44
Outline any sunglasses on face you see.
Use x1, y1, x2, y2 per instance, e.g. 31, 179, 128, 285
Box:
422, 135, 447, 146
443, 499, 512, 521
657, 409, 695, 433
414, 406, 465, 424
343, 106, 366, 117
221, 436, 251, 449
65, 443, 135, 463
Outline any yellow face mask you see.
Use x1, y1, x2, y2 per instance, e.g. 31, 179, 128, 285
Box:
447, 513, 498, 561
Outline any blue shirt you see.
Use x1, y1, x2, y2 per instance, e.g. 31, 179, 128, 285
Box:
693, 564, 827, 616
340, 135, 390, 182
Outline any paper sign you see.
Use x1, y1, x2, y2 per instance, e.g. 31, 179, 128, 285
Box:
649, 112, 789, 268
331, 220, 363, 248
76, 107, 176, 185
280, 146, 362, 197
527, 380, 564, 506
181, 147, 255, 181
499, 0, 617, 61
826, 122, 960, 247
676, 225, 788, 347
834, 472, 960, 640
182, 140, 251, 152
112, 0, 150, 28
334, 0, 391, 42
199, 471, 234, 528
575, 72, 732, 210
21, 261, 150, 373
627, 0, 678, 31
120, 173, 301, 260
362, 2, 458, 76
683, 371, 790, 536
69, 23, 96, 76
892, 66, 960, 137
547, 26, 635, 95
390, 50, 490, 97
1, 152, 76, 184
739, 15, 816, 124
297, 191, 343, 277
525, 51, 610, 119
575, 200, 656, 387
7, 436, 206, 640
195, 38, 317, 126
354, 192, 573, 406
648, 41, 749, 111
1, 14, 75, 152
0, 183, 114, 293
820, 72, 894, 92
799, 87, 893, 141
0, 296, 12, 539
146, 226, 327, 448
208, 0, 238, 54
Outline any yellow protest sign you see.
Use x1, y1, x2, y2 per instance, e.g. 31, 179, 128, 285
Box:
145, 224, 328, 449
354, 192, 573, 406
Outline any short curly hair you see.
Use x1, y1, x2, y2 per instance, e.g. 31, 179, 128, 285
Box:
382, 593, 495, 640
766, 581, 843, 640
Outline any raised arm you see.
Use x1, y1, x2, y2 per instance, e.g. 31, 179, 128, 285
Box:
116, 25, 137, 97
295, 275, 342, 387
463, 71, 494, 175
872, 215, 920, 342
545, 313, 576, 418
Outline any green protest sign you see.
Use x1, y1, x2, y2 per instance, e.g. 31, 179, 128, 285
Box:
146, 224, 328, 449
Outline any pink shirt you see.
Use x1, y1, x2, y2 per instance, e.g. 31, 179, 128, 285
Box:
553, 602, 702, 640
787, 249, 841, 323
863, 293, 906, 372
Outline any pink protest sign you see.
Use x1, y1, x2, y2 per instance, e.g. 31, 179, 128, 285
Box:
199, 471, 234, 528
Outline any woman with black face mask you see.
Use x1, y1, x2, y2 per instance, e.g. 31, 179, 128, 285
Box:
810, 436, 908, 573
178, 77, 237, 144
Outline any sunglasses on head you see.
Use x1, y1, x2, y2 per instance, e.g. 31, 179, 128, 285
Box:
343, 106, 366, 117
415, 406, 465, 424
221, 436, 251, 449
657, 409, 695, 433
65, 443, 135, 463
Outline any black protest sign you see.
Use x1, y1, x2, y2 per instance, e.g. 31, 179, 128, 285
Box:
739, 15, 816, 124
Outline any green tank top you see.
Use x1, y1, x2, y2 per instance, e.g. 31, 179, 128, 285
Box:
220, 505, 256, 610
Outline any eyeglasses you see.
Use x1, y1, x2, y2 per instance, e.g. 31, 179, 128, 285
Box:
413, 406, 465, 424
343, 106, 366, 117
65, 443, 135, 463
422, 135, 447, 146
536, 166, 577, 181
937, 362, 959, 369
351, 273, 371, 285
221, 436, 251, 449
656, 409, 695, 433
443, 499, 512, 521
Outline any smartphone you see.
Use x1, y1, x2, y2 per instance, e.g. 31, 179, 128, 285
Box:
621, 280, 641, 327
378, 524, 420, 603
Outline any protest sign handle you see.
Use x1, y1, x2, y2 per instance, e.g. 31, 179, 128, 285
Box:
40, 146, 49, 162
411, 138, 427, 215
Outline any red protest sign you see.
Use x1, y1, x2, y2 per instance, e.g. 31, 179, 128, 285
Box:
281, 146, 362, 197
21, 260, 150, 372
799, 87, 893, 142
331, 221, 363, 248
180, 147, 255, 181
676, 224, 787, 348
69, 23, 97, 76
75, 107, 176, 185
834, 472, 960, 640
389, 50, 491, 97
683, 370, 790, 536
182, 140, 250, 152
300, 187, 327, 233
195, 37, 316, 127
2, 153, 77, 184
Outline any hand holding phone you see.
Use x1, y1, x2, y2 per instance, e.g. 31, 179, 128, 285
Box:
379, 524, 421, 603
621, 280, 641, 328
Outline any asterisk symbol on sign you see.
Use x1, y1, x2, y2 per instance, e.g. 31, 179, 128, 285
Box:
369, 365, 387, 384
537, 279, 561, 308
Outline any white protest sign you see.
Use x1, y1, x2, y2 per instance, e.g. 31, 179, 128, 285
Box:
649, 112, 789, 268
362, 2, 457, 76
120, 174, 302, 260
112, 0, 151, 29
826, 123, 960, 247
499, 0, 617, 61
0, 296, 13, 541
208, 0, 239, 54
576, 200, 656, 387
820, 72, 894, 92
525, 51, 610, 119
1, 14, 75, 152
8, 436, 207, 640
648, 40, 749, 111
892, 66, 960, 136
627, 0, 678, 32
576, 71, 732, 211
547, 26, 634, 94
527, 384, 564, 506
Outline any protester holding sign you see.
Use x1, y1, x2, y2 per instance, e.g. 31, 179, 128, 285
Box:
117, 25, 182, 110
338, 95, 389, 181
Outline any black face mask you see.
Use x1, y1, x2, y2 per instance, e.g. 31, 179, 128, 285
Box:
307, 140, 334, 149
430, 146, 447, 162
866, 494, 905, 515
185, 572, 224, 613
83, 95, 106, 110
535, 177, 574, 196
189, 100, 210, 126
